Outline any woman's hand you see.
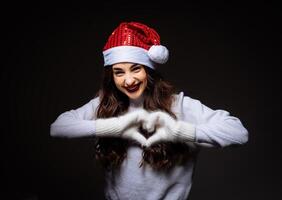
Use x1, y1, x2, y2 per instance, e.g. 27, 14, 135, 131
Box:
143, 111, 196, 147
121, 125, 147, 146
95, 109, 148, 146
95, 109, 195, 147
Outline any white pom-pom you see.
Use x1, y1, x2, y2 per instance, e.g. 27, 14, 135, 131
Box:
148, 45, 169, 64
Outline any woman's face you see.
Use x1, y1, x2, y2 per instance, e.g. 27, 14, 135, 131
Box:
112, 62, 148, 100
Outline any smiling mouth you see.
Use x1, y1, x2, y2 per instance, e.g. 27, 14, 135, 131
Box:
125, 83, 141, 92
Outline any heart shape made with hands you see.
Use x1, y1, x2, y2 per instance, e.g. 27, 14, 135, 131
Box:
127, 111, 179, 148
138, 125, 156, 139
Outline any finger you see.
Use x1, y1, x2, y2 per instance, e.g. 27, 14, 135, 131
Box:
137, 109, 149, 122
131, 132, 147, 146
129, 109, 148, 124
143, 113, 159, 132
155, 111, 172, 125
122, 127, 147, 146
145, 128, 166, 147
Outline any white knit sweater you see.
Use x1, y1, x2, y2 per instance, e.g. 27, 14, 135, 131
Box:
50, 92, 248, 200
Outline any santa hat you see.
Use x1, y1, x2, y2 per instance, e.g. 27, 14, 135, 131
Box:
103, 22, 169, 69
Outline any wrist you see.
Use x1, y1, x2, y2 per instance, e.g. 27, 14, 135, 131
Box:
171, 121, 196, 142
95, 117, 122, 136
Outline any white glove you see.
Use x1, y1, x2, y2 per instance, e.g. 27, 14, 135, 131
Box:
143, 111, 196, 147
122, 125, 147, 146
95, 109, 148, 146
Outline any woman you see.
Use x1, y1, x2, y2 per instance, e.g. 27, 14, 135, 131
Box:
50, 22, 248, 200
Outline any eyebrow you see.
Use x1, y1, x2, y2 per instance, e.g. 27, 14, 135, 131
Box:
112, 64, 141, 71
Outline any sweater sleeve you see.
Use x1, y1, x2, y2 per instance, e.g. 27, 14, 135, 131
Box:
180, 94, 249, 148
50, 97, 100, 138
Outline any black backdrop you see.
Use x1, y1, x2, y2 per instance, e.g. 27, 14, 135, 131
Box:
3, 1, 281, 200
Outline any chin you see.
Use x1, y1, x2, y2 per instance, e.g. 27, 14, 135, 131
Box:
125, 90, 144, 100
127, 93, 141, 100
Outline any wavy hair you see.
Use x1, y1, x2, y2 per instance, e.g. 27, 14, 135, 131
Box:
94, 66, 193, 170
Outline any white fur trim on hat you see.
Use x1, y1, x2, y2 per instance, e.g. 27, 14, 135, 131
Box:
148, 45, 169, 64
103, 46, 155, 69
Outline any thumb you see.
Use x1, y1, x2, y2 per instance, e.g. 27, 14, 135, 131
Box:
143, 112, 159, 132
145, 128, 166, 147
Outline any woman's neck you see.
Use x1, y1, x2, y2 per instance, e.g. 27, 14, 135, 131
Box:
129, 94, 144, 109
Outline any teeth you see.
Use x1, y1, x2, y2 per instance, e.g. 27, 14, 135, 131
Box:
127, 84, 140, 91
129, 86, 137, 90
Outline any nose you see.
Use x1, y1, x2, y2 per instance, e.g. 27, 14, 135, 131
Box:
124, 74, 136, 86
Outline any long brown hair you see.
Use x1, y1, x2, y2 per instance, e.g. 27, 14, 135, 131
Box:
94, 66, 193, 170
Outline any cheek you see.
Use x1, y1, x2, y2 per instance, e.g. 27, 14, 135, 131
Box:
144, 78, 148, 87
138, 70, 147, 83
143, 79, 148, 90
141, 74, 148, 89
142, 73, 148, 84
113, 77, 123, 88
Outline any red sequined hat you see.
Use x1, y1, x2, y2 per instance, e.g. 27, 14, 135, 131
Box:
103, 22, 169, 69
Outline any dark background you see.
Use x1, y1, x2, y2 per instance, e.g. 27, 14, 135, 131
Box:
3, 1, 281, 200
